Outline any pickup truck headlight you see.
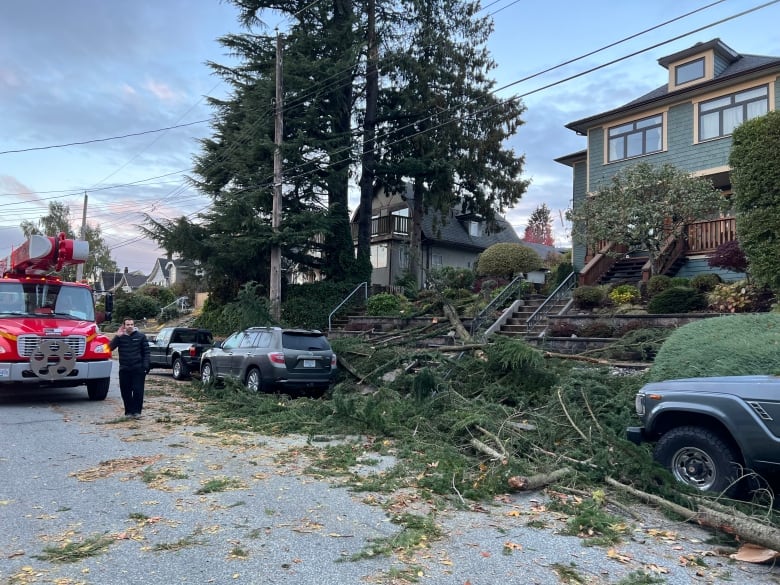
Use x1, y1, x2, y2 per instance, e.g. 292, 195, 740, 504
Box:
635, 393, 646, 416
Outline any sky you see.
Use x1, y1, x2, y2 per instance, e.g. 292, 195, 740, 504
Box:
2, 0, 779, 273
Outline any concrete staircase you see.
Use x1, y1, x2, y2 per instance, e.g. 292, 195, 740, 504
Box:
496, 294, 570, 339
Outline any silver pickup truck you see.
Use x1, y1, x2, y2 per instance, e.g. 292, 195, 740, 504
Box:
627, 375, 780, 496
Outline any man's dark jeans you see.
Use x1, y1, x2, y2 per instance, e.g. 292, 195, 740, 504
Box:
119, 368, 146, 415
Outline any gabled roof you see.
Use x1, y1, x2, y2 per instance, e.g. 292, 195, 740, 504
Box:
421, 209, 521, 251
123, 272, 149, 290
566, 39, 780, 134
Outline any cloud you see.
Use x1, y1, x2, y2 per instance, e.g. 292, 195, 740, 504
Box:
143, 79, 182, 102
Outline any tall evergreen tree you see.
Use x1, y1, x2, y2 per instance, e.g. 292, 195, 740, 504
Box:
376, 0, 528, 285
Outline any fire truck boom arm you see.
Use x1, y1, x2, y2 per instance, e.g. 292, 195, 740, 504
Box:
7, 233, 88, 276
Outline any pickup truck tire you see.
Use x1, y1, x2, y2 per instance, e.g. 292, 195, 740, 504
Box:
245, 367, 264, 393
87, 378, 110, 401
654, 426, 742, 496
172, 357, 189, 381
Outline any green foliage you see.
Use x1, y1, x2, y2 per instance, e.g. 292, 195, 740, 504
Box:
608, 284, 639, 305
669, 277, 690, 288
137, 284, 176, 307
427, 266, 475, 291
706, 281, 761, 313
646, 275, 671, 298
476, 243, 542, 278
113, 293, 160, 322
646, 287, 706, 314
578, 321, 615, 338
366, 293, 406, 316
729, 110, 780, 292
282, 280, 363, 330
572, 285, 607, 309
549, 261, 574, 289
689, 273, 721, 293
649, 313, 780, 381
567, 163, 724, 270
196, 282, 272, 335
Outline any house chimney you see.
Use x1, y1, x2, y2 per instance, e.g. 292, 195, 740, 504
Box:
124, 267, 129, 274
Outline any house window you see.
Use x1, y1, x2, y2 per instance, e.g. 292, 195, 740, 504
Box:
699, 85, 768, 141
431, 254, 443, 267
607, 114, 663, 162
675, 57, 705, 85
468, 221, 483, 237
370, 243, 388, 268
399, 246, 409, 269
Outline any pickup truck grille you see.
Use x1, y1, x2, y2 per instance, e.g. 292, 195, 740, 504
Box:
17, 335, 87, 358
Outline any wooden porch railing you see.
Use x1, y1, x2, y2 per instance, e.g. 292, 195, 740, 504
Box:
642, 233, 686, 282
686, 217, 736, 253
350, 215, 410, 239
578, 241, 620, 286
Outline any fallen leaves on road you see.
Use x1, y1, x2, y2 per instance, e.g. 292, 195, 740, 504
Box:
70, 455, 162, 482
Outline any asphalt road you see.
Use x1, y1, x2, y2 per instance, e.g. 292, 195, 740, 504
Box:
2, 363, 780, 585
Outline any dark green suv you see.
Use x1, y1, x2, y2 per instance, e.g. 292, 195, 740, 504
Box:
627, 375, 780, 496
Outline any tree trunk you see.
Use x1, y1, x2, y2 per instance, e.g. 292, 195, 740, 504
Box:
508, 467, 574, 491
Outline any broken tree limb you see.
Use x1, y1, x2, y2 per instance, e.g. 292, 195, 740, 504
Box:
543, 351, 650, 369
605, 477, 780, 552
442, 301, 471, 342
470, 438, 506, 461
557, 387, 588, 442
432, 343, 487, 352
337, 355, 363, 380
475, 425, 509, 459
508, 467, 574, 491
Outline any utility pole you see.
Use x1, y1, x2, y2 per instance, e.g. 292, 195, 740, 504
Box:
76, 192, 88, 281
269, 32, 284, 321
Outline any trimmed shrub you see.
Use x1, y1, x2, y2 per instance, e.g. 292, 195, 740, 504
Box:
578, 321, 615, 338
608, 284, 640, 305
669, 276, 690, 288
476, 243, 542, 278
366, 292, 408, 316
646, 275, 671, 297
549, 321, 577, 337
690, 273, 722, 293
649, 314, 780, 381
572, 285, 607, 309
429, 266, 475, 291
646, 286, 706, 314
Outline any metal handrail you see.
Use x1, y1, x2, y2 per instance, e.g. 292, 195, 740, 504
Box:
470, 275, 525, 337
328, 282, 368, 332
526, 272, 576, 334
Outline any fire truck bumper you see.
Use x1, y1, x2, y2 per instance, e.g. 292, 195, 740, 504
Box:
0, 360, 113, 384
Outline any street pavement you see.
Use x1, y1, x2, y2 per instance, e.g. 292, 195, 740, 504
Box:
2, 364, 780, 585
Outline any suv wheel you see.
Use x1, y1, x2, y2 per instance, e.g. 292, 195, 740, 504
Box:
245, 368, 264, 393
654, 426, 742, 496
201, 361, 214, 386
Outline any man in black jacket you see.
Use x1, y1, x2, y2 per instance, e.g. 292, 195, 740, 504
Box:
109, 317, 151, 418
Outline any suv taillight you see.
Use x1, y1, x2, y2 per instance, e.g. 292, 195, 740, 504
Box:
331, 354, 337, 368
189, 345, 197, 357
268, 352, 285, 365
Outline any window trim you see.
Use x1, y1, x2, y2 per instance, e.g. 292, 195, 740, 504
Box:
606, 113, 664, 163
696, 83, 769, 142
675, 57, 705, 86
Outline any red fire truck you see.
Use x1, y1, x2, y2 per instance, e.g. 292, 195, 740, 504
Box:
0, 233, 113, 400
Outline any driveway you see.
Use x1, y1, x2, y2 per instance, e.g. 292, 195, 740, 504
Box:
1, 367, 779, 584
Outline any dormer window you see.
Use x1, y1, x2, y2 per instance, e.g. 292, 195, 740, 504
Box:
468, 221, 482, 237
675, 57, 705, 85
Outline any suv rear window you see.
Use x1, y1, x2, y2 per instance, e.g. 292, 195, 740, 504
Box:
282, 332, 330, 351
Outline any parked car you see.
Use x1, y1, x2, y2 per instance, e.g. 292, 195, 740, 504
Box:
200, 327, 337, 396
627, 375, 780, 496
148, 327, 213, 380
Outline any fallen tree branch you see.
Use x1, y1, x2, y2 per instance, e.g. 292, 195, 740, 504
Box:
442, 301, 471, 342
605, 477, 780, 552
543, 351, 649, 369
475, 425, 509, 459
508, 467, 574, 491
557, 387, 588, 442
431, 343, 487, 352
470, 438, 506, 461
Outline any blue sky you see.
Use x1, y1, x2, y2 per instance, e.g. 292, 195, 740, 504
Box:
2, 0, 779, 272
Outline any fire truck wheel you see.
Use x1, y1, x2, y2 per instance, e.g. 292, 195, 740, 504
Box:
87, 378, 110, 401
